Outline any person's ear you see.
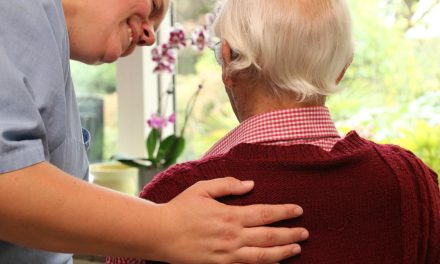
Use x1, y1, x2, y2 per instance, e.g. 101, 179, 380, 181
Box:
221, 40, 234, 88
336, 64, 348, 85
138, 24, 156, 46
336, 57, 353, 84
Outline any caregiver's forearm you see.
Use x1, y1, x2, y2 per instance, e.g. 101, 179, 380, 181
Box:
0, 162, 165, 259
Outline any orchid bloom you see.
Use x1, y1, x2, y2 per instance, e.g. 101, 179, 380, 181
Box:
151, 17, 215, 74
153, 62, 174, 74
151, 44, 177, 74
146, 114, 168, 129
191, 26, 209, 51
168, 25, 187, 49
168, 113, 176, 124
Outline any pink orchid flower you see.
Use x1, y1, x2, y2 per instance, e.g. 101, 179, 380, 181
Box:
146, 114, 168, 129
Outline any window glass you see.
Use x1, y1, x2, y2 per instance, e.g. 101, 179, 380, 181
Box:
329, 0, 440, 174
71, 61, 118, 163
174, 0, 231, 161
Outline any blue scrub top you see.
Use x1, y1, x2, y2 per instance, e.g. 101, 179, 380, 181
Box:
0, 0, 89, 263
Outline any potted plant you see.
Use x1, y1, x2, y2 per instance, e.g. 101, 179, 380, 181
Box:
116, 16, 213, 189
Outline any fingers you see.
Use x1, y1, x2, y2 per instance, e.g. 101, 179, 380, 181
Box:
193, 177, 255, 198
236, 204, 303, 227
234, 244, 302, 264
241, 227, 309, 248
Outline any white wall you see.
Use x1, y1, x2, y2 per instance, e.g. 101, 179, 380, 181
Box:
116, 10, 174, 158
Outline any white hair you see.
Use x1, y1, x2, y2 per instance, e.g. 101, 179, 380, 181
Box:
213, 0, 354, 100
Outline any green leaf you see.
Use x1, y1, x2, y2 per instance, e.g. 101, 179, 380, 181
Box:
164, 137, 186, 167
156, 135, 178, 163
156, 136, 186, 167
146, 129, 160, 160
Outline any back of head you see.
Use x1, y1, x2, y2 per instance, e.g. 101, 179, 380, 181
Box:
213, 0, 354, 100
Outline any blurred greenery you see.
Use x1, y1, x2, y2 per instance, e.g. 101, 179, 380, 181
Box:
71, 61, 116, 95
71, 61, 118, 161
394, 121, 440, 172
329, 0, 440, 177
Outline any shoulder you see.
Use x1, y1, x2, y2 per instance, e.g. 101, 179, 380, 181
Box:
370, 142, 439, 214
371, 142, 437, 183
139, 158, 221, 203
0, 0, 67, 55
0, 0, 69, 81
354, 140, 439, 207
352, 139, 440, 261
0, 0, 64, 31
0, 0, 69, 92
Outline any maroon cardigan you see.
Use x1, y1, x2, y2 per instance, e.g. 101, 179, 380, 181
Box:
110, 132, 440, 264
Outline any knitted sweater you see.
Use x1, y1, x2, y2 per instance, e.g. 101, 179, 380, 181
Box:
110, 132, 440, 264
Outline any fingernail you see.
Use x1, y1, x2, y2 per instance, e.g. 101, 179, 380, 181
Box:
301, 230, 309, 240
292, 244, 301, 255
241, 180, 254, 187
294, 206, 303, 216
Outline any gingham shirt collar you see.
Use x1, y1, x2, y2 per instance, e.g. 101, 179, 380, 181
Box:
204, 106, 340, 158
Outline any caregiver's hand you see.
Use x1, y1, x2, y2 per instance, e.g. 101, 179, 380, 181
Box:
156, 177, 308, 264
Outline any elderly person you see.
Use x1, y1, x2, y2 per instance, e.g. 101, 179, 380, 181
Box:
0, 0, 308, 263
108, 0, 440, 263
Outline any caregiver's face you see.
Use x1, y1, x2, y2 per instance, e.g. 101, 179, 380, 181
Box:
70, 0, 169, 64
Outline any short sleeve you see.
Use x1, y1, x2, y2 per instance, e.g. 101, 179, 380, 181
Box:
0, 43, 46, 173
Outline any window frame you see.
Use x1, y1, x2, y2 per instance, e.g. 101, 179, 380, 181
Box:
115, 6, 175, 158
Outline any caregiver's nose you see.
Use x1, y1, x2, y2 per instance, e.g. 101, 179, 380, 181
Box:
137, 24, 156, 46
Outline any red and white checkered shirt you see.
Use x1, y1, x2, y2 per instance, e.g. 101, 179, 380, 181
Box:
204, 107, 341, 158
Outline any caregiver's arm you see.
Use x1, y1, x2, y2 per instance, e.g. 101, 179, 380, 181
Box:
0, 162, 307, 264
